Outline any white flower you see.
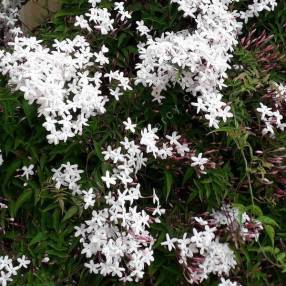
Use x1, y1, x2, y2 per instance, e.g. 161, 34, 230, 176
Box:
166, 131, 181, 145
16, 255, 30, 269
20, 164, 34, 180
94, 45, 109, 65
114, 2, 131, 21
84, 260, 99, 274
161, 234, 177, 251
123, 117, 137, 133
0, 150, 3, 166
88, 0, 102, 8
136, 20, 151, 37
211, 204, 263, 242
218, 278, 240, 286
101, 170, 116, 188
75, 15, 91, 31
109, 87, 123, 100
82, 188, 96, 209
0, 203, 8, 209
191, 153, 208, 170
41, 256, 50, 263
194, 217, 208, 226
140, 124, 159, 155
257, 103, 273, 120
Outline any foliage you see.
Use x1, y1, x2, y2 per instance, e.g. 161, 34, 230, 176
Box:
0, 0, 286, 285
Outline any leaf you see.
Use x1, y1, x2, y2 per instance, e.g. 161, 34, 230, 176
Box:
277, 252, 286, 263
2, 160, 21, 191
13, 190, 33, 217
47, 249, 68, 258
233, 203, 247, 213
265, 225, 275, 246
29, 232, 46, 246
247, 205, 263, 217
258, 216, 279, 228
94, 141, 103, 160
22, 101, 34, 125
164, 171, 173, 200
182, 167, 194, 185
52, 209, 60, 231
62, 206, 78, 222
118, 33, 128, 48
257, 246, 276, 255
154, 232, 166, 248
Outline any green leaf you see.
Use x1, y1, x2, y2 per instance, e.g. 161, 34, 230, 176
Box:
29, 232, 46, 246
258, 216, 279, 228
247, 205, 263, 217
164, 171, 173, 200
62, 206, 78, 222
13, 190, 33, 217
182, 167, 194, 185
2, 160, 22, 191
257, 246, 276, 255
265, 225, 275, 246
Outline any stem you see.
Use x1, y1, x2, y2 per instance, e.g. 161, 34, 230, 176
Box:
240, 147, 254, 205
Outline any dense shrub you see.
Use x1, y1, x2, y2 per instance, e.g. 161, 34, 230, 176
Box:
0, 0, 286, 285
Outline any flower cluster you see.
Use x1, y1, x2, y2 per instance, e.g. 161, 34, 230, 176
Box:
0, 4, 22, 48
211, 204, 263, 242
0, 255, 30, 286
101, 125, 191, 178
0, 35, 112, 144
75, 0, 131, 34
161, 205, 263, 284
75, 188, 159, 282
239, 0, 278, 23
135, 0, 277, 128
0, 5, 18, 27
114, 2, 132, 22
161, 227, 237, 284
0, 1, 135, 145
257, 103, 286, 137
50, 120, 197, 282
52, 162, 98, 209
272, 82, 286, 106
52, 162, 84, 195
